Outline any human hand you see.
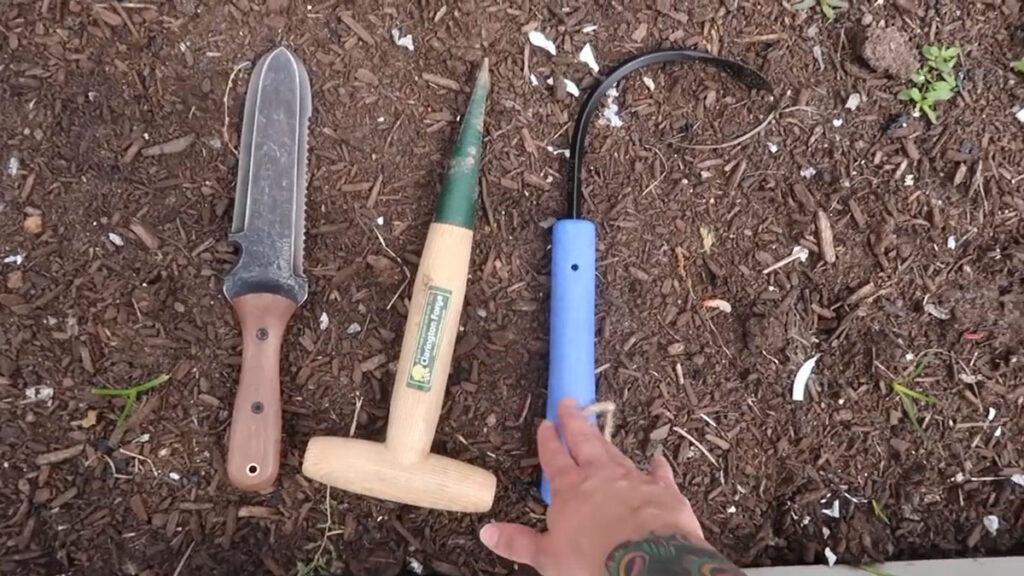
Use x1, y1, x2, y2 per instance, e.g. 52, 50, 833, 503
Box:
479, 399, 743, 575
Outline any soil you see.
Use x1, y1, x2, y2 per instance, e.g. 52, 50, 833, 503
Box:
2, 1, 1024, 575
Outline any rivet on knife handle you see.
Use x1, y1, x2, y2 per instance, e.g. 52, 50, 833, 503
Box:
223, 47, 311, 492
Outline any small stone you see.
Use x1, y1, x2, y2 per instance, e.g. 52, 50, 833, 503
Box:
23, 214, 44, 235
266, 0, 289, 12
6, 270, 24, 290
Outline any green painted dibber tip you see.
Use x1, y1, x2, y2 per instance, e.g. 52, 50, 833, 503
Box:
433, 59, 490, 230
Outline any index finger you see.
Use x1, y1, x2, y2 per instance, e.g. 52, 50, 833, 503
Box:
557, 399, 609, 467
537, 420, 576, 481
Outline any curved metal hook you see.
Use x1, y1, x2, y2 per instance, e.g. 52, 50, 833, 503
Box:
567, 49, 773, 220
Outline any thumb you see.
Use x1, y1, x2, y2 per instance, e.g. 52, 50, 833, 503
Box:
648, 453, 680, 491
479, 523, 544, 567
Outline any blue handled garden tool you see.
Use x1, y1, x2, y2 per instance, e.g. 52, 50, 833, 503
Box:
541, 50, 771, 503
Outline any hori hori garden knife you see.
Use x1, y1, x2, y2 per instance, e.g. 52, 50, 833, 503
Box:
223, 47, 311, 492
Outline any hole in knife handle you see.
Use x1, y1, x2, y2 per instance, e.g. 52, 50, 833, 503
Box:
246, 463, 260, 476
251, 401, 264, 414
571, 264, 579, 271
256, 328, 269, 341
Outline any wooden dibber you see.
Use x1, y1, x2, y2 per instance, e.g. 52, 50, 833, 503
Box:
302, 61, 495, 512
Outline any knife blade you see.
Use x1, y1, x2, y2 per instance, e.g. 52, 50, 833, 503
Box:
223, 46, 311, 492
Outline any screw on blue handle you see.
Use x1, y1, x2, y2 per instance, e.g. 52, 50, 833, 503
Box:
541, 219, 596, 504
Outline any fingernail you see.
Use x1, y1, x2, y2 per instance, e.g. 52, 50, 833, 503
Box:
558, 398, 577, 408
479, 524, 499, 547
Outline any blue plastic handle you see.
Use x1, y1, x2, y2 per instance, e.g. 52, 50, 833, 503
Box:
541, 219, 596, 504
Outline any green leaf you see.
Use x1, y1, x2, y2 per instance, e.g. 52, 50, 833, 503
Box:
941, 46, 961, 59
821, 0, 835, 19
896, 88, 921, 101
910, 72, 926, 84
872, 499, 891, 526
791, 0, 815, 10
892, 381, 939, 404
924, 84, 954, 102
922, 45, 940, 60
941, 71, 956, 85
826, 0, 850, 6
932, 60, 953, 73
1012, 59, 1024, 73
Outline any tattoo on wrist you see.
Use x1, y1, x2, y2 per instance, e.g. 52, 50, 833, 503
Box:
605, 534, 745, 576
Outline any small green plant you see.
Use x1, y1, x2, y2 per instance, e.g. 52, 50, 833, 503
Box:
296, 557, 329, 576
871, 499, 891, 526
890, 354, 939, 439
897, 45, 961, 123
791, 0, 849, 20
1013, 59, 1024, 73
91, 374, 170, 425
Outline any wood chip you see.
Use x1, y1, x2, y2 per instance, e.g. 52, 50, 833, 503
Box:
141, 134, 195, 157
422, 72, 462, 92
130, 494, 149, 522
816, 209, 837, 263
338, 13, 375, 45
50, 487, 78, 509
129, 221, 161, 250
238, 505, 279, 519
34, 444, 84, 466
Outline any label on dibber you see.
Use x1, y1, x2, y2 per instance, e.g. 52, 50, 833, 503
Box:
406, 285, 452, 392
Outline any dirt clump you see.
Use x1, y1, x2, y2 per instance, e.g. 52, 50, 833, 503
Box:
860, 26, 919, 79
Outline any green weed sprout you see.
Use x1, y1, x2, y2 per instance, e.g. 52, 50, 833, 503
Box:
871, 499, 891, 526
1013, 59, 1024, 73
92, 374, 170, 425
890, 354, 939, 439
861, 566, 899, 576
791, 0, 849, 20
898, 45, 960, 123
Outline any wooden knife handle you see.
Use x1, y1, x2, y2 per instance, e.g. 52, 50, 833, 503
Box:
226, 293, 298, 492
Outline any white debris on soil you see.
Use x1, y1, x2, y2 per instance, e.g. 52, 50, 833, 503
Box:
600, 87, 624, 127
564, 78, 580, 97
406, 558, 425, 575
7, 156, 19, 177
995, 426, 1003, 438
822, 526, 831, 539
581, 24, 598, 33
987, 407, 997, 421
1016, 107, 1024, 124
844, 93, 862, 111
318, 311, 330, 331
642, 76, 656, 92
947, 235, 958, 250
528, 30, 557, 55
546, 145, 570, 158
475, 307, 488, 318
924, 302, 951, 320
762, 245, 810, 275
832, 118, 843, 127
983, 515, 1000, 535
701, 298, 732, 313
376, 216, 385, 226
346, 322, 362, 335
792, 354, 821, 402
800, 166, 817, 179
579, 43, 599, 73
904, 173, 915, 187
1011, 473, 1024, 487
391, 29, 414, 51
767, 142, 780, 154
812, 45, 825, 70
824, 547, 838, 567
168, 471, 182, 482
699, 413, 718, 428
530, 73, 539, 86
726, 505, 737, 514
3, 253, 25, 266
822, 499, 841, 518
23, 385, 54, 403
107, 232, 124, 247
